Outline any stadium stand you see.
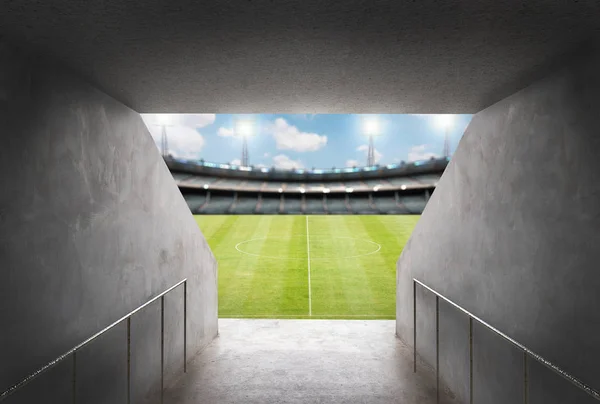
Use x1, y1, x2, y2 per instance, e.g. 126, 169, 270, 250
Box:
283, 195, 303, 214
305, 195, 326, 214
199, 193, 234, 214
168, 157, 447, 215
230, 194, 259, 214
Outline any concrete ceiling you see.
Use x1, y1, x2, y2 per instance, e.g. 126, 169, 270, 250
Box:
2, 0, 599, 113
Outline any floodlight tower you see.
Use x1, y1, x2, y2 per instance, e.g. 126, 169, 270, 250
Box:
160, 124, 169, 158
236, 120, 254, 166
435, 114, 454, 159
443, 126, 450, 159
156, 114, 173, 159
363, 116, 380, 166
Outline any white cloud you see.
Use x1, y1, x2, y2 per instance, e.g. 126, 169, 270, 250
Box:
141, 113, 216, 129
263, 152, 270, 158
267, 118, 327, 152
408, 145, 438, 162
140, 114, 215, 160
356, 144, 383, 163
230, 159, 241, 165
255, 163, 268, 168
218, 127, 235, 137
144, 124, 205, 160
346, 159, 361, 168
272, 154, 304, 169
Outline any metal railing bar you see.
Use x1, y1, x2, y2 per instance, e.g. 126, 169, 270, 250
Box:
0, 279, 187, 401
413, 278, 600, 402
160, 295, 165, 404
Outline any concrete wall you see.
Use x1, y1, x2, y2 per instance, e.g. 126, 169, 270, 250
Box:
0, 39, 218, 403
396, 42, 600, 404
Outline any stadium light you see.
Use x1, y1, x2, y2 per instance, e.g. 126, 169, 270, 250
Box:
203, 184, 209, 189
400, 185, 407, 190
278, 188, 283, 193
433, 114, 455, 158
235, 120, 254, 138
323, 188, 330, 194
299, 188, 306, 194
235, 119, 255, 166
362, 116, 380, 136
345, 187, 354, 193
361, 115, 381, 166
373, 185, 380, 192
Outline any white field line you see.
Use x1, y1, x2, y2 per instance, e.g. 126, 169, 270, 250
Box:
306, 215, 312, 316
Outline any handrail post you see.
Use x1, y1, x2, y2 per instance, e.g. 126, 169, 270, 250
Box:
413, 279, 417, 373
469, 317, 473, 404
184, 280, 187, 373
523, 351, 529, 404
127, 317, 131, 404
72, 351, 77, 404
160, 295, 165, 404
436, 295, 440, 404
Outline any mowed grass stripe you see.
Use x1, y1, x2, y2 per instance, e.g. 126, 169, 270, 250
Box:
306, 216, 350, 316
356, 215, 409, 315
205, 215, 261, 315
323, 216, 385, 317
242, 216, 308, 316
279, 216, 310, 315
223, 215, 278, 315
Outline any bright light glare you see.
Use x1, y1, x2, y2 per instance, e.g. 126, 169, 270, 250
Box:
362, 116, 380, 135
433, 114, 455, 130
156, 114, 174, 125
235, 120, 254, 137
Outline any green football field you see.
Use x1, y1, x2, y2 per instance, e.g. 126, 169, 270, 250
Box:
195, 215, 419, 319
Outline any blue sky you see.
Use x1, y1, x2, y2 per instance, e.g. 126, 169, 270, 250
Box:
141, 114, 472, 169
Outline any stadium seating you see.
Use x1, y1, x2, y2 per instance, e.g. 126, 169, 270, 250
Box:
182, 194, 206, 212
375, 195, 408, 214
256, 195, 281, 214
169, 157, 446, 215
350, 196, 379, 214
401, 195, 427, 213
282, 195, 302, 214
305, 196, 326, 214
326, 196, 349, 214
231, 195, 258, 214
200, 194, 234, 214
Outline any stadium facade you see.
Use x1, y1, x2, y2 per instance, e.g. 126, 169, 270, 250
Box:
168, 157, 447, 215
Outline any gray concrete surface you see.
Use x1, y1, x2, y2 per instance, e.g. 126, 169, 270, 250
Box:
2, 1, 600, 113
164, 319, 458, 404
396, 41, 600, 404
0, 39, 218, 403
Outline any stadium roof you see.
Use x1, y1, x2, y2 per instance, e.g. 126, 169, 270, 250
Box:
2, 0, 599, 113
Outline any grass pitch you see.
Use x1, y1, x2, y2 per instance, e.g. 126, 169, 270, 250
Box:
195, 215, 419, 319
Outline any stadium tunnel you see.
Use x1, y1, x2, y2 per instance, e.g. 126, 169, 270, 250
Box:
1, 1, 600, 403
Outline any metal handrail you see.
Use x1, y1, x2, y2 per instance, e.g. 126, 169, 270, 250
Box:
0, 279, 188, 403
412, 278, 600, 403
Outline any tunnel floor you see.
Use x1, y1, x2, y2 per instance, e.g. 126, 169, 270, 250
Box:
164, 319, 458, 404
